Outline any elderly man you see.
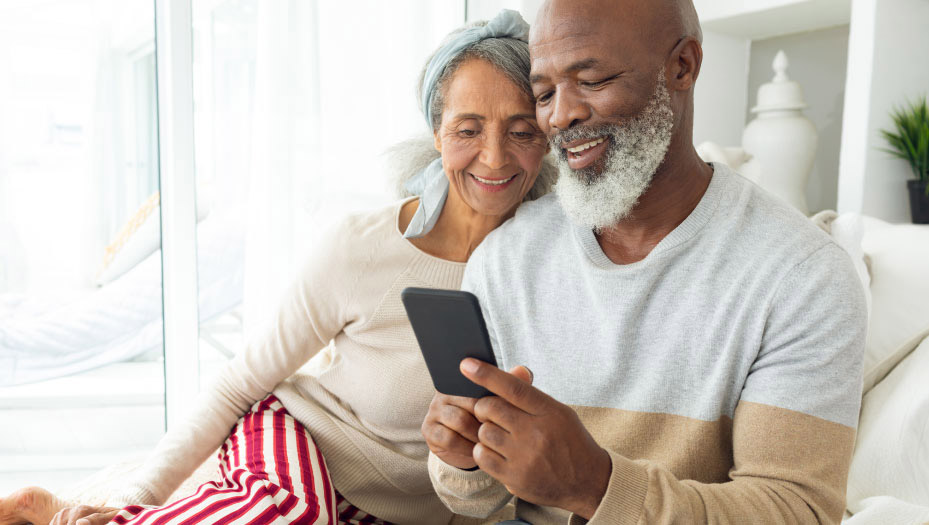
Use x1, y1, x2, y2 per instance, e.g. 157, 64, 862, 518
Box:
422, 0, 866, 524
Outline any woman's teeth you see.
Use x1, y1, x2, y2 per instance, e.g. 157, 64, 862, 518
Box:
567, 137, 605, 153
472, 174, 517, 186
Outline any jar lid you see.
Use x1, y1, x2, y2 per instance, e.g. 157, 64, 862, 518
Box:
751, 50, 808, 113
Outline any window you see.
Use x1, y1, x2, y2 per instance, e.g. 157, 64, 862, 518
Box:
0, 0, 162, 493
0, 0, 478, 495
189, 0, 466, 385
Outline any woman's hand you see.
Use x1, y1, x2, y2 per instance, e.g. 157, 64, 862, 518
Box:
50, 505, 120, 525
422, 365, 533, 470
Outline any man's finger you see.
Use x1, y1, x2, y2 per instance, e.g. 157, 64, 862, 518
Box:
474, 395, 524, 432
461, 359, 550, 414
436, 392, 479, 414
437, 404, 481, 443
426, 422, 477, 457
473, 442, 507, 475
509, 365, 533, 384
477, 421, 512, 455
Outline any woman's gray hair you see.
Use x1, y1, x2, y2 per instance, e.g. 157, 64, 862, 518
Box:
419, 20, 532, 133
385, 20, 557, 202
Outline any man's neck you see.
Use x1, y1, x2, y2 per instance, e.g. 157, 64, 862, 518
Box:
595, 151, 713, 265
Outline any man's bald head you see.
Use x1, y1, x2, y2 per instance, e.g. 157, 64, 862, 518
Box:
532, 0, 702, 52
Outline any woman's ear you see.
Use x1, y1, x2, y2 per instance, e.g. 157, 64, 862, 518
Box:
433, 130, 442, 153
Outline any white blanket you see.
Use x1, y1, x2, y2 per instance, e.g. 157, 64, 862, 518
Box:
0, 217, 244, 386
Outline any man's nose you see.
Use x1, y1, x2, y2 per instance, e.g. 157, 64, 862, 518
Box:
548, 88, 591, 131
479, 134, 509, 170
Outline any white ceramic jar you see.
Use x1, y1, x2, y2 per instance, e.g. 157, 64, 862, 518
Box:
742, 51, 818, 215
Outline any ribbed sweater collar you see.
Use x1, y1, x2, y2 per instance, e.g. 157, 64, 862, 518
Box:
574, 163, 727, 270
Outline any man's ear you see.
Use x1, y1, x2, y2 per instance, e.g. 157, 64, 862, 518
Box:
667, 37, 702, 92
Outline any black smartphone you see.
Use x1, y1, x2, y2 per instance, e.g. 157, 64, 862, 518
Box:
401, 287, 498, 398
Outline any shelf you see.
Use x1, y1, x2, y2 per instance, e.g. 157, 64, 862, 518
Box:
697, 0, 851, 40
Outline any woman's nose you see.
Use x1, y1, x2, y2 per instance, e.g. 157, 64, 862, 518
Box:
479, 134, 510, 170
548, 88, 591, 131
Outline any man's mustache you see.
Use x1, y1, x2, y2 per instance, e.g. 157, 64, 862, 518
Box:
549, 124, 619, 156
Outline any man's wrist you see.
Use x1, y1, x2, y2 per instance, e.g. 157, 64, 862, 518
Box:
569, 447, 612, 519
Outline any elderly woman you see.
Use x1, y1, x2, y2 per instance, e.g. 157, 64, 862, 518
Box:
0, 10, 553, 525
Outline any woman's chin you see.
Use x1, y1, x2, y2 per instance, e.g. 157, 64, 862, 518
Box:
455, 177, 530, 220
465, 195, 524, 220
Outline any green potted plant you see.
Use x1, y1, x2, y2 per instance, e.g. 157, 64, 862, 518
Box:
881, 97, 929, 224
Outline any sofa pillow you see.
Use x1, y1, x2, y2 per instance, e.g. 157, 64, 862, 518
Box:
843, 496, 929, 524
95, 192, 161, 286
846, 336, 929, 513
860, 217, 929, 392
95, 183, 213, 286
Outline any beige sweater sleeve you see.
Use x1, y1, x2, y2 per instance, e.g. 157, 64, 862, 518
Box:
108, 220, 363, 507
427, 452, 513, 519
571, 401, 856, 525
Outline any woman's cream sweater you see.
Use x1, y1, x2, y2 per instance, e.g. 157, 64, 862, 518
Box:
109, 198, 466, 524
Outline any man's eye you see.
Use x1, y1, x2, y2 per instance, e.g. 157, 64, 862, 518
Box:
535, 91, 553, 104
580, 75, 618, 88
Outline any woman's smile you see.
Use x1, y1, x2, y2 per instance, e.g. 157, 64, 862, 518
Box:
469, 172, 521, 192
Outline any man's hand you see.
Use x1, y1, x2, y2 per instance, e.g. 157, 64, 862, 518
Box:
461, 358, 612, 520
50, 505, 120, 525
422, 366, 534, 470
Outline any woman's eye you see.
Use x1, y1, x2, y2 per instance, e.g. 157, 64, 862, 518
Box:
458, 129, 478, 137
511, 131, 535, 139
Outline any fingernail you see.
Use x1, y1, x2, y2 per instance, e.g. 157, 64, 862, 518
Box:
525, 366, 534, 382
460, 358, 479, 374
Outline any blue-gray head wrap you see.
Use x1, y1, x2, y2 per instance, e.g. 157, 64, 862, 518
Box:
402, 9, 531, 239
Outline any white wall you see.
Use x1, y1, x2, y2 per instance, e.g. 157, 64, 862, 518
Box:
693, 31, 752, 147
838, 0, 929, 222
466, 0, 544, 24
696, 0, 851, 40
747, 25, 850, 214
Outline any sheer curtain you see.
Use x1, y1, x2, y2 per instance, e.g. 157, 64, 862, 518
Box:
193, 0, 465, 339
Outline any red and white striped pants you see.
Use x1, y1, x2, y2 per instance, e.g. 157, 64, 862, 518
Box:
110, 395, 391, 525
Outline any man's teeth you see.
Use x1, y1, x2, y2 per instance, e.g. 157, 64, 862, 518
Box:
472, 174, 517, 186
566, 137, 605, 153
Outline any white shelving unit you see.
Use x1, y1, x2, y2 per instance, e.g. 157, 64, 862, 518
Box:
694, 0, 855, 214
695, 0, 929, 223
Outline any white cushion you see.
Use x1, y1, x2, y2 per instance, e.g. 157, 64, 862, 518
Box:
95, 183, 213, 286
860, 217, 929, 392
846, 336, 929, 513
843, 496, 929, 524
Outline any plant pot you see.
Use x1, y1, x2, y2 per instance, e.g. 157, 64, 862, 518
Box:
908, 180, 929, 224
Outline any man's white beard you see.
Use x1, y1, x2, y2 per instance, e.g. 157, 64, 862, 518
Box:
552, 74, 674, 232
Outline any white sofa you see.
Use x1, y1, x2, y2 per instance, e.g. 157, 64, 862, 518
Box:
838, 216, 929, 524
